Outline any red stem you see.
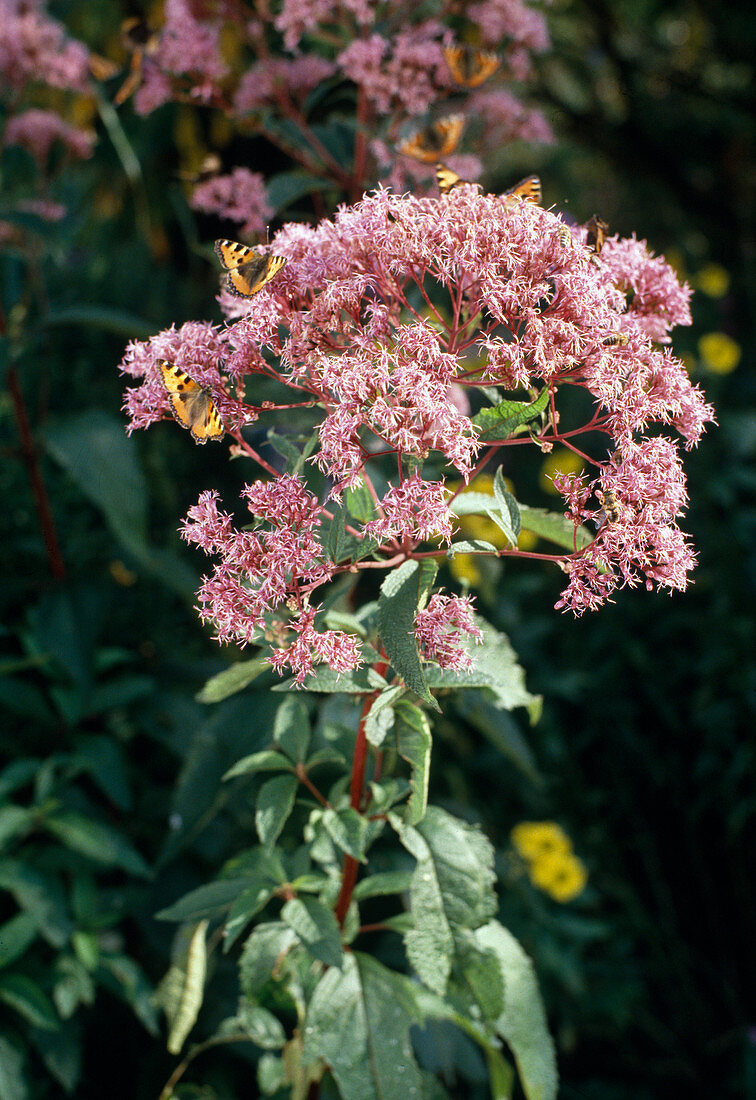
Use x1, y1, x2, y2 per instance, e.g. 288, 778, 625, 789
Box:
7, 366, 65, 581
333, 661, 388, 927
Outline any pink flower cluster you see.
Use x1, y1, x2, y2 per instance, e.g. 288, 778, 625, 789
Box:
4, 109, 95, 165
121, 184, 713, 672
190, 169, 272, 238
415, 593, 483, 670
120, 0, 552, 197
0, 0, 90, 91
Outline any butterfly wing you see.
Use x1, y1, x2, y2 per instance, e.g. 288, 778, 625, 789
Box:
214, 238, 257, 271
585, 215, 609, 255
158, 359, 225, 444
224, 254, 287, 298
444, 45, 500, 88
436, 163, 465, 194
400, 115, 464, 163
505, 175, 542, 205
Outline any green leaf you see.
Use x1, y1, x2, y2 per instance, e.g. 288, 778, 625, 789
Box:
344, 478, 377, 523
273, 664, 386, 694
0, 1035, 27, 1100
0, 760, 39, 801
42, 305, 155, 339
518, 505, 593, 551
320, 505, 379, 564
223, 1003, 286, 1049
274, 696, 311, 763
304, 953, 428, 1100
223, 881, 279, 951
281, 897, 342, 969
70, 735, 132, 811
0, 913, 38, 969
472, 388, 550, 441
256, 774, 299, 847
43, 813, 150, 877
28, 1023, 82, 1094
449, 491, 500, 518
352, 870, 413, 901
395, 700, 432, 825
488, 469, 521, 547
460, 939, 505, 1022
53, 955, 94, 1018
447, 539, 499, 556
486, 1046, 516, 1100
474, 921, 558, 1100
364, 685, 404, 747
196, 655, 270, 703
0, 862, 72, 947
224, 750, 293, 780
423, 616, 540, 715
0, 806, 34, 849
322, 808, 369, 861
396, 807, 497, 994
239, 923, 298, 1001
157, 877, 275, 923
154, 921, 208, 1055
0, 974, 58, 1030
378, 560, 439, 710
266, 171, 334, 214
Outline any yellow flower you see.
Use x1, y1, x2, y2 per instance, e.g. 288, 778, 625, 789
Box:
698, 332, 741, 374
693, 263, 730, 299
529, 851, 588, 903
511, 820, 572, 861
538, 448, 584, 494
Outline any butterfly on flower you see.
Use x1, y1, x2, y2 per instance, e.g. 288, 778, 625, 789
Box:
158, 359, 225, 444
585, 214, 609, 256
503, 174, 542, 205
214, 239, 287, 298
443, 44, 501, 88
436, 163, 468, 194
399, 115, 465, 163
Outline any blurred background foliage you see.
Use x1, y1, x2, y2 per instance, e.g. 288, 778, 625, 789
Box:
0, 0, 753, 1096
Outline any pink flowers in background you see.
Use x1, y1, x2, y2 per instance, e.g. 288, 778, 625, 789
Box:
190, 169, 271, 238
4, 110, 95, 165
0, 0, 90, 91
116, 0, 552, 198
121, 183, 713, 676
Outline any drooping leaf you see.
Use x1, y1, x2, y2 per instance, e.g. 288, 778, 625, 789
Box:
224, 750, 293, 780
43, 813, 150, 877
0, 913, 37, 970
0, 974, 58, 1030
154, 921, 208, 1056
303, 953, 428, 1100
157, 876, 275, 923
352, 870, 413, 901
378, 560, 439, 710
395, 825, 454, 995
0, 1035, 27, 1100
364, 685, 404, 747
474, 921, 558, 1100
395, 700, 432, 825
196, 655, 270, 703
281, 897, 342, 969
256, 774, 299, 847
274, 695, 311, 763
487, 469, 521, 547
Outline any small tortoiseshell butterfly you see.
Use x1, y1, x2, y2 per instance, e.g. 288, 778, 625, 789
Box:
504, 175, 542, 205
214, 239, 287, 298
436, 163, 467, 194
158, 359, 225, 444
443, 45, 501, 88
399, 115, 465, 163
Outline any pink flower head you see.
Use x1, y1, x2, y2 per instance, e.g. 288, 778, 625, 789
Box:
0, 0, 90, 91
190, 168, 272, 238
274, 0, 375, 51
267, 606, 364, 685
338, 26, 446, 117
156, 0, 227, 84
363, 475, 453, 545
4, 109, 95, 164
234, 56, 336, 113
415, 592, 483, 670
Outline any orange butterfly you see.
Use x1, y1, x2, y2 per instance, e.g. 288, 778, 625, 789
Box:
214, 239, 287, 298
443, 45, 501, 88
399, 115, 465, 163
504, 175, 541, 205
585, 215, 609, 256
113, 17, 160, 107
436, 163, 468, 194
158, 360, 225, 444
